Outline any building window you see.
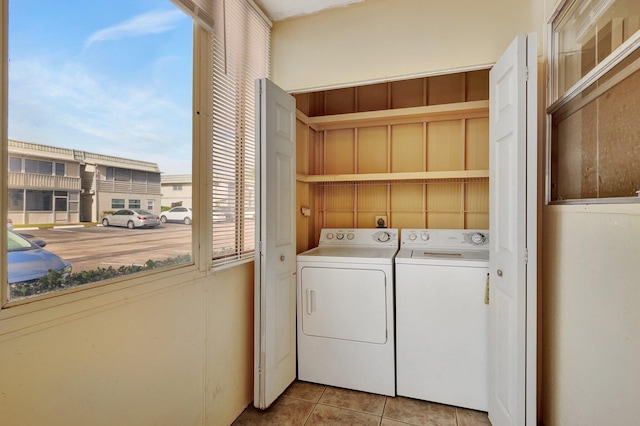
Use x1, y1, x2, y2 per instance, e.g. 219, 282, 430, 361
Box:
111, 199, 125, 209
128, 199, 141, 209
55, 162, 65, 176
147, 200, 155, 212
25, 159, 53, 175
9, 156, 22, 172
211, 0, 270, 267
26, 190, 53, 211
548, 0, 640, 203
173, 184, 182, 191
8, 189, 24, 211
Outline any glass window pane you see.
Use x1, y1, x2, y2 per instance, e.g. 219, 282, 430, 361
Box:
9, 157, 22, 172
8, 189, 24, 211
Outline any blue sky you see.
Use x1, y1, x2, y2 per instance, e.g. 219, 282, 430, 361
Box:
8, 0, 193, 175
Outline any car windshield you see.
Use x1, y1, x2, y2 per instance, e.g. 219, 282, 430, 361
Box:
7, 231, 34, 252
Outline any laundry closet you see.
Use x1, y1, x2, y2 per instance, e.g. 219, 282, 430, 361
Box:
292, 69, 491, 251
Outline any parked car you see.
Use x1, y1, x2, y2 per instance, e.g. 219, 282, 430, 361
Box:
160, 206, 192, 225
7, 230, 72, 285
7, 218, 13, 231
101, 209, 160, 229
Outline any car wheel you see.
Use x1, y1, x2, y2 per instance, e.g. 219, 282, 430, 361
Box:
102, 218, 109, 227
184, 217, 192, 225
160, 216, 167, 223
127, 221, 135, 229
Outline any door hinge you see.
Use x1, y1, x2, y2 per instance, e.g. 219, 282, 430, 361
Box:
259, 240, 262, 254
525, 66, 529, 81
525, 248, 529, 264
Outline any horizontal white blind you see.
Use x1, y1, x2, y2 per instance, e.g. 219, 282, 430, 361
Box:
212, 0, 270, 267
170, 0, 214, 31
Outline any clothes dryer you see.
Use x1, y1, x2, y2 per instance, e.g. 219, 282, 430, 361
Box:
297, 228, 398, 396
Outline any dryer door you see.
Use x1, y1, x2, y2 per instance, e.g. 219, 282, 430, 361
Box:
300, 266, 388, 344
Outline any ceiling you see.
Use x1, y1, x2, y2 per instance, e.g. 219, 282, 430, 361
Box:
253, 0, 364, 21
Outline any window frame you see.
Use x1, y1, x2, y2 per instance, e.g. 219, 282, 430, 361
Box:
546, 0, 640, 205
0, 1, 210, 310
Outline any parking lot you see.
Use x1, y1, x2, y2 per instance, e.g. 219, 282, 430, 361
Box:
16, 223, 192, 273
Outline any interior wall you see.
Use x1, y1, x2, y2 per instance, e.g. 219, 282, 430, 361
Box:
0, 263, 254, 426
270, 0, 539, 92
541, 205, 640, 425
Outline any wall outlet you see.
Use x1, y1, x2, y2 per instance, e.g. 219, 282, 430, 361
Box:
375, 215, 388, 228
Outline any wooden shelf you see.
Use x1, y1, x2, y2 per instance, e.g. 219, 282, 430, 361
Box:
297, 170, 489, 183
297, 100, 489, 131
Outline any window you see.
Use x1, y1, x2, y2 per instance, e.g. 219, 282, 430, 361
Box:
25, 159, 53, 175
211, 0, 271, 267
9, 157, 22, 172
147, 200, 155, 212
26, 190, 53, 211
173, 184, 182, 191
549, 0, 640, 202
128, 199, 141, 209
55, 163, 65, 176
111, 199, 126, 209
8, 189, 24, 211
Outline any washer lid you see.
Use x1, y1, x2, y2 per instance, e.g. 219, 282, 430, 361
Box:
395, 247, 488, 266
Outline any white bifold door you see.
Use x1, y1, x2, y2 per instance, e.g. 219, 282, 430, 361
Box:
489, 33, 537, 426
254, 78, 297, 409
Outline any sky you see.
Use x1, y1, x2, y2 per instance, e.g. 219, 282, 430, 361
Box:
8, 0, 193, 175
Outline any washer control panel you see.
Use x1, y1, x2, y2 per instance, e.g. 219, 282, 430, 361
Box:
401, 229, 489, 250
319, 228, 399, 247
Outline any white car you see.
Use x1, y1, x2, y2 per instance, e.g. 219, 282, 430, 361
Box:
159, 206, 192, 225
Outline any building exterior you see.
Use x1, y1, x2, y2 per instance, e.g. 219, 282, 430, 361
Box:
8, 139, 162, 225
160, 174, 192, 209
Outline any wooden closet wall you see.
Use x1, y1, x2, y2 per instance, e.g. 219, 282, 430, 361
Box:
294, 70, 490, 252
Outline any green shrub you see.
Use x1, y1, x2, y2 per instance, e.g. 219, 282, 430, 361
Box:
9, 254, 192, 299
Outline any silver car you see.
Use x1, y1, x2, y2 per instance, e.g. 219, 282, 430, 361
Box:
101, 209, 160, 229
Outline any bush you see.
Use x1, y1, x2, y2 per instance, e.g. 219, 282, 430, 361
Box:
10, 254, 192, 299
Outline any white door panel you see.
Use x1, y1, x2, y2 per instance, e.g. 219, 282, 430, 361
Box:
254, 78, 296, 410
489, 33, 537, 426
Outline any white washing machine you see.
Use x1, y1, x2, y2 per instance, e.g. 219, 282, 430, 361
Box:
297, 228, 398, 396
395, 228, 490, 411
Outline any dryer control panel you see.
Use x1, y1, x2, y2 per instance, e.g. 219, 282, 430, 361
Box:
319, 228, 399, 247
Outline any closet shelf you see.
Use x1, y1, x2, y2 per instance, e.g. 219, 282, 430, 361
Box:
296, 170, 489, 183
297, 100, 489, 131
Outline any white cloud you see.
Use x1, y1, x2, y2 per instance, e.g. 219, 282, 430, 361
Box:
85, 9, 185, 47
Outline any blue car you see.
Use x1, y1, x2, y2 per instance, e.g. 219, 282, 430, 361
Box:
7, 230, 72, 284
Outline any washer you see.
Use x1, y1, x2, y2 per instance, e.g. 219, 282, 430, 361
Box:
395, 228, 490, 411
297, 228, 398, 396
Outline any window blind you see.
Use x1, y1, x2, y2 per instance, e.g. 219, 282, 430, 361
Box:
211, 0, 271, 267
170, 0, 214, 31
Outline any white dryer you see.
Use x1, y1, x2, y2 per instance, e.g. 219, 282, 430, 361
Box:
395, 228, 490, 411
296, 228, 398, 396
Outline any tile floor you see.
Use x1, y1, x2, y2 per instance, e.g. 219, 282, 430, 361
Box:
233, 381, 491, 426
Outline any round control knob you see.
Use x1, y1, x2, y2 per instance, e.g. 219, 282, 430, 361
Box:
336, 233, 344, 240
346, 233, 355, 240
471, 233, 485, 244
408, 233, 417, 241
377, 232, 390, 242
420, 232, 430, 241
326, 233, 334, 240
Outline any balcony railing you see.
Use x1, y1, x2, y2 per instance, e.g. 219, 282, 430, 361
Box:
8, 172, 81, 190
96, 180, 162, 195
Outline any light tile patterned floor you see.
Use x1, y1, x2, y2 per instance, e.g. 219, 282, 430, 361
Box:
233, 381, 492, 425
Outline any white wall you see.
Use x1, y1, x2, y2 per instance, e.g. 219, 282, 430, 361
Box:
0, 263, 254, 426
542, 205, 640, 424
270, 0, 540, 92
